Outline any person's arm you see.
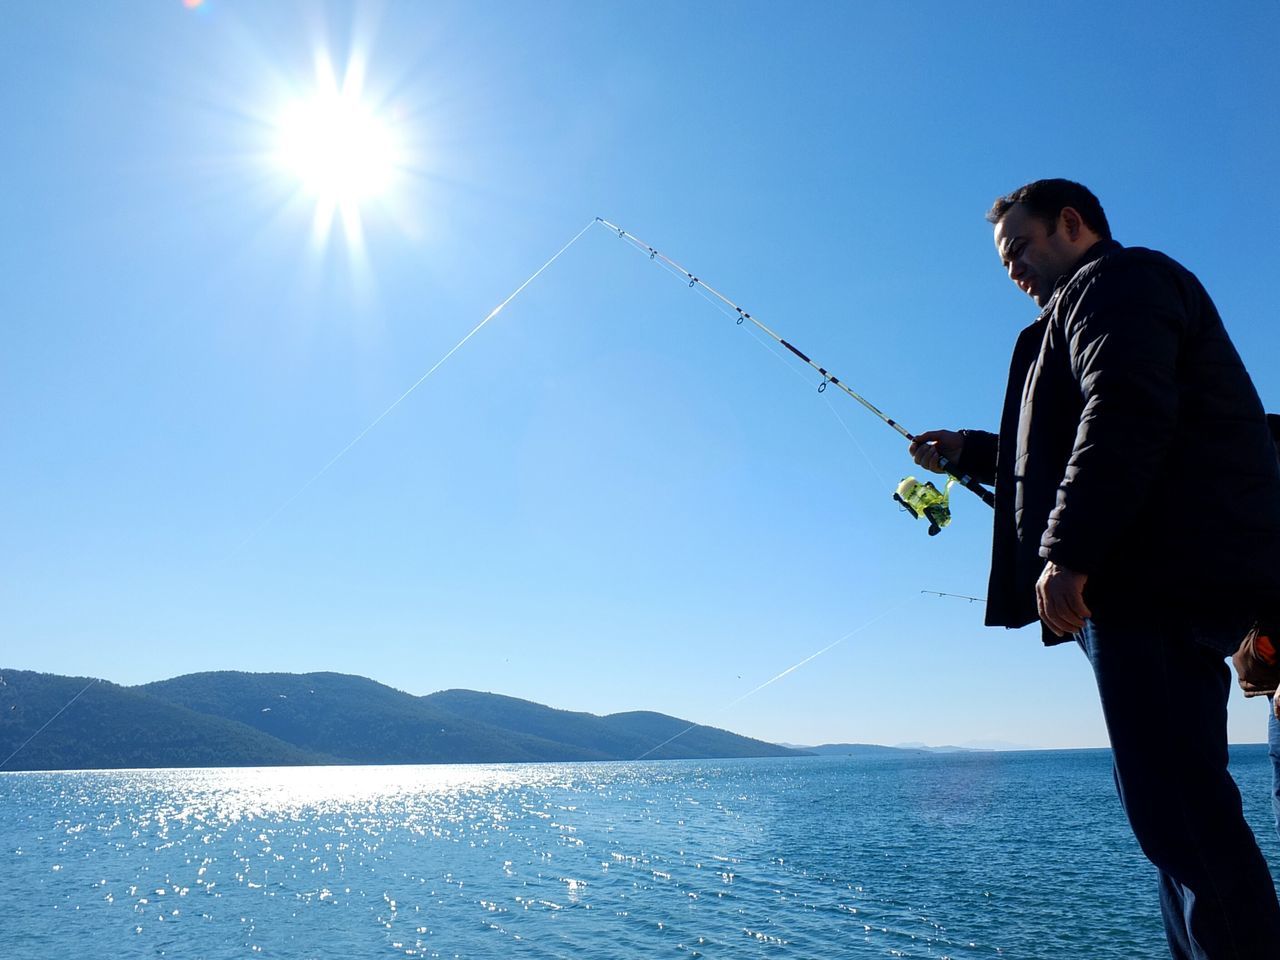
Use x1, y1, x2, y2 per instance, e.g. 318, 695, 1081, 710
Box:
1039, 259, 1187, 572
956, 429, 997, 486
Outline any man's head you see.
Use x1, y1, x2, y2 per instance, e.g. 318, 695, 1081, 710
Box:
1268, 413, 1280, 456
987, 179, 1111, 307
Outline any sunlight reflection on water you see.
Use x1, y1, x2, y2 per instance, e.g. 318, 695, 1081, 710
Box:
1, 752, 1275, 959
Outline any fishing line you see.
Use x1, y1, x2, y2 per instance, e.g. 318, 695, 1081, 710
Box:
732, 319, 891, 488
0, 677, 101, 772
632, 601, 905, 761
596, 218, 994, 510
236, 218, 598, 551
822, 396, 891, 489
241, 216, 983, 550
637, 244, 891, 489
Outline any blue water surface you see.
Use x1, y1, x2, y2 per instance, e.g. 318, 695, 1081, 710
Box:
2, 748, 1277, 959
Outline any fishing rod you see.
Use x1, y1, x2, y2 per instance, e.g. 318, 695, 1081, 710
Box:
921, 590, 986, 603
595, 219, 995, 532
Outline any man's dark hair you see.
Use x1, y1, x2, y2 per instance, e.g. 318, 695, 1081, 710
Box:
985, 179, 1112, 240
1268, 413, 1280, 444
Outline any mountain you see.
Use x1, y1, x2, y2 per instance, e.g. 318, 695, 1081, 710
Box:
0, 669, 806, 771
138, 672, 581, 764
422, 689, 792, 760
0, 670, 334, 771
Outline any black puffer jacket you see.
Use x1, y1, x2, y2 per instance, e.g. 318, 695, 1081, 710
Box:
957, 240, 1280, 641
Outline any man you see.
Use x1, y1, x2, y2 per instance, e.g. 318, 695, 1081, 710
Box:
910, 179, 1280, 959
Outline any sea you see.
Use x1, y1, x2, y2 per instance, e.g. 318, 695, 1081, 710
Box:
2, 747, 1277, 960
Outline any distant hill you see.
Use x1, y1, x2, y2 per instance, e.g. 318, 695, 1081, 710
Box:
894, 741, 996, 753
0, 669, 806, 771
800, 742, 994, 756
422, 689, 792, 760
801, 742, 938, 757
0, 670, 334, 771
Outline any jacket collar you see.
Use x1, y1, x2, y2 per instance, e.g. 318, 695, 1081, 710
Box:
1052, 239, 1122, 297
1038, 238, 1124, 319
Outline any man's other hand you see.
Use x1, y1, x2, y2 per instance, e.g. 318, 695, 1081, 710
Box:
909, 430, 964, 475
1036, 561, 1092, 637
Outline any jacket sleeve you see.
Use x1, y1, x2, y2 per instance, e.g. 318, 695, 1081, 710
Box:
956, 429, 998, 486
1039, 259, 1187, 572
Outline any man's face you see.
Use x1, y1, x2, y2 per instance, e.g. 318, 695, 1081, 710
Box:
993, 203, 1080, 307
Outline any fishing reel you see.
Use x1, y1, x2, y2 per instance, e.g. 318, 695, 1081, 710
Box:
894, 476, 954, 536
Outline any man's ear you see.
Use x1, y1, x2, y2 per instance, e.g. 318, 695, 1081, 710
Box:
1060, 206, 1084, 242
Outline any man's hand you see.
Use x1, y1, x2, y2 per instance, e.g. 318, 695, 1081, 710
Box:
1233, 623, 1280, 698
1036, 561, 1092, 637
908, 430, 964, 475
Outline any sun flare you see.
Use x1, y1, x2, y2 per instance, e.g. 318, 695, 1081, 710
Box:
274, 53, 405, 250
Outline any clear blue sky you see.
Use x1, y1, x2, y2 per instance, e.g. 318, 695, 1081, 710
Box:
3, 2, 1277, 749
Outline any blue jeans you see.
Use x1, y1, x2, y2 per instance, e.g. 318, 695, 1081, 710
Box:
1077, 617, 1280, 959
1269, 703, 1280, 841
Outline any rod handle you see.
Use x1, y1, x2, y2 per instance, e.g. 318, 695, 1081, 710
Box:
937, 454, 995, 508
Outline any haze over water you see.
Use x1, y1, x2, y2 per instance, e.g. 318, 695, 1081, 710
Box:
3, 749, 1277, 959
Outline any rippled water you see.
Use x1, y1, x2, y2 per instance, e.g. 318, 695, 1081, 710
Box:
2, 749, 1276, 959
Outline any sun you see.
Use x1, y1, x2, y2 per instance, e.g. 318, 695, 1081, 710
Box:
274, 53, 405, 250
278, 95, 396, 203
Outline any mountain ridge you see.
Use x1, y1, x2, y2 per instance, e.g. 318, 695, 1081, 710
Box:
0, 668, 806, 771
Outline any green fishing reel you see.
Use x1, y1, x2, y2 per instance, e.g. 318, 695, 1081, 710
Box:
894, 476, 954, 536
